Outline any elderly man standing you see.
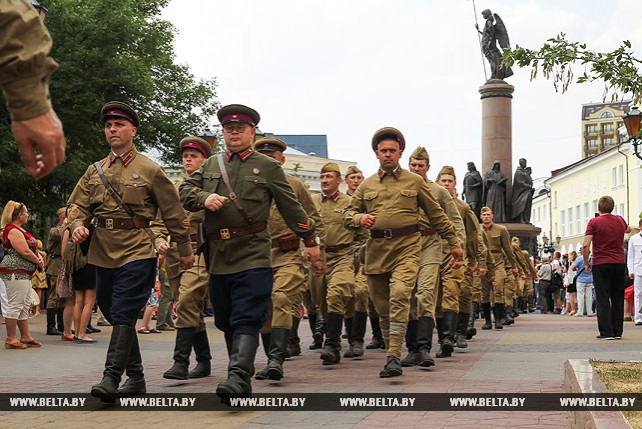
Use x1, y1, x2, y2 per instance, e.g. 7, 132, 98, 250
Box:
344, 127, 463, 377
180, 104, 321, 400
68, 101, 194, 402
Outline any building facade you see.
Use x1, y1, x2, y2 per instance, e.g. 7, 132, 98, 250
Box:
581, 101, 631, 159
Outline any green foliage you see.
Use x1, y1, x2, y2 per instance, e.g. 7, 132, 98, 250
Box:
503, 33, 642, 104
0, 0, 220, 239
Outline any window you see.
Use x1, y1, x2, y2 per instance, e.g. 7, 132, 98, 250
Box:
586, 124, 598, 133
587, 139, 598, 148
568, 208, 574, 236
561, 210, 566, 237
576, 206, 581, 235
619, 165, 624, 186
584, 202, 589, 230
613, 167, 617, 186
537, 206, 541, 222
603, 137, 614, 146
592, 200, 598, 217
600, 111, 614, 118
603, 123, 614, 132
554, 191, 558, 208
620, 203, 625, 220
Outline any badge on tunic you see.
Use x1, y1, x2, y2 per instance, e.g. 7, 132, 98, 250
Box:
132, 173, 139, 179
253, 168, 260, 175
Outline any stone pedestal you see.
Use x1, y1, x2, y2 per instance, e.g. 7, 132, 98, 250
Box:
504, 223, 542, 257
479, 80, 514, 208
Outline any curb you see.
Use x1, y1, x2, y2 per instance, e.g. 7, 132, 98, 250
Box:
564, 359, 632, 429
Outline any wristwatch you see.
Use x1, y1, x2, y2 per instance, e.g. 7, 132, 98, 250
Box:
304, 236, 320, 247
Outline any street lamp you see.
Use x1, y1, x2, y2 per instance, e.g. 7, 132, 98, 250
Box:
623, 105, 642, 161
29, 0, 49, 21
538, 234, 561, 255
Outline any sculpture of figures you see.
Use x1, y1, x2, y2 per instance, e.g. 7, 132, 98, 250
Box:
511, 158, 535, 224
462, 161, 483, 220
476, 9, 513, 81
483, 160, 508, 222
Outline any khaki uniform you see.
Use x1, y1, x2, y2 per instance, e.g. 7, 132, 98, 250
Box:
264, 175, 322, 331
151, 181, 209, 331
45, 222, 66, 308
481, 223, 516, 306
0, 0, 58, 121
344, 169, 459, 359
517, 249, 536, 300
452, 197, 482, 315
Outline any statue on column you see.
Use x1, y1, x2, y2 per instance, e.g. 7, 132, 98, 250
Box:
462, 161, 483, 220
483, 160, 508, 222
476, 9, 513, 81
511, 158, 535, 224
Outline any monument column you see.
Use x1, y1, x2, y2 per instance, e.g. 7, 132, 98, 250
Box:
479, 80, 514, 205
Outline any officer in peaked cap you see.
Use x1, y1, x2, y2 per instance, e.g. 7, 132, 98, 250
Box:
101, 101, 140, 128
371, 127, 405, 152
180, 136, 213, 159
217, 104, 260, 127
254, 137, 287, 153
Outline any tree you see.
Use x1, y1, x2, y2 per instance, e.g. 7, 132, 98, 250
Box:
503, 33, 642, 105
0, 0, 220, 239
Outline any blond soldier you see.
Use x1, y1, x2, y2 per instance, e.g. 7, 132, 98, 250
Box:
343, 128, 463, 377
44, 207, 67, 335
252, 137, 325, 380
151, 136, 213, 381
479, 206, 517, 330
68, 101, 194, 403
313, 162, 368, 364
436, 166, 487, 348
401, 148, 465, 365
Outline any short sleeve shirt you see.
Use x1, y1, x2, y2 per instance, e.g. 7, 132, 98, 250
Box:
585, 214, 628, 265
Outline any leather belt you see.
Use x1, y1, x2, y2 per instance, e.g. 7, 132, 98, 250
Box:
209, 221, 268, 241
190, 233, 199, 243
370, 225, 419, 239
490, 249, 503, 253
419, 229, 436, 236
325, 243, 352, 253
96, 217, 150, 230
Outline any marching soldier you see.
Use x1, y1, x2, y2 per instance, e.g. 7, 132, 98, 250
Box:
68, 101, 194, 402
44, 207, 67, 336
479, 206, 518, 329
512, 237, 537, 313
252, 137, 324, 381
344, 128, 463, 377
179, 104, 321, 400
153, 136, 213, 381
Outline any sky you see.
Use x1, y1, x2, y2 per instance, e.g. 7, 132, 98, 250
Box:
161, 0, 642, 194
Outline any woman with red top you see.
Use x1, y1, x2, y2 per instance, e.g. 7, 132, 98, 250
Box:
0, 201, 45, 349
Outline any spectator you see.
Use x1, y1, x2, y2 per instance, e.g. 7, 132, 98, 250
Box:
71, 224, 98, 344
537, 256, 552, 314
31, 239, 47, 315
572, 252, 594, 317
563, 251, 578, 316
582, 196, 631, 340
626, 218, 642, 326
0, 201, 44, 349
138, 279, 161, 334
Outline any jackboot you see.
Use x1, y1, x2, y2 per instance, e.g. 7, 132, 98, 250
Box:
216, 335, 258, 403
320, 313, 342, 365
400, 319, 419, 366
416, 316, 435, 367
503, 306, 514, 325
46, 309, 62, 335
527, 295, 535, 313
481, 302, 492, 330
260, 333, 271, 357
56, 307, 64, 333
188, 330, 212, 378
518, 297, 527, 314
366, 315, 385, 350
307, 313, 320, 349
312, 319, 326, 350
436, 311, 456, 358
256, 328, 288, 381
287, 316, 302, 357
344, 311, 367, 358
493, 304, 504, 330
455, 312, 469, 348
163, 328, 196, 380
119, 334, 146, 396
466, 303, 478, 339
91, 325, 135, 403
342, 317, 353, 340
379, 355, 403, 378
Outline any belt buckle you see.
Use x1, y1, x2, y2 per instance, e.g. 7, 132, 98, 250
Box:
383, 228, 393, 239
106, 219, 114, 230
220, 228, 231, 240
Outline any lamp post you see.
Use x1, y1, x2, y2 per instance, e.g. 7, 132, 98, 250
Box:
623, 105, 642, 161
29, 0, 49, 21
538, 234, 561, 256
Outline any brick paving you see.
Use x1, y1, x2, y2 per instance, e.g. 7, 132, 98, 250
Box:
2, 311, 641, 428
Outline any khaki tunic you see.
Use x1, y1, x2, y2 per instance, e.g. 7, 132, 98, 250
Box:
67, 149, 192, 268
481, 223, 515, 305
180, 151, 317, 275
0, 0, 58, 121
45, 222, 65, 276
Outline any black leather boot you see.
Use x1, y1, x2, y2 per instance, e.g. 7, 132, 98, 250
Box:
320, 313, 342, 365
436, 311, 456, 358
119, 333, 146, 396
56, 307, 64, 333
493, 304, 504, 330
256, 328, 288, 381
416, 316, 435, 367
481, 302, 492, 330
188, 330, 212, 378
46, 308, 62, 335
91, 325, 134, 403
466, 303, 478, 339
307, 313, 319, 349
503, 305, 514, 325
455, 312, 469, 348
313, 319, 325, 350
400, 319, 419, 366
344, 311, 367, 358
163, 328, 196, 380
379, 355, 403, 378
287, 316, 302, 357
343, 317, 352, 340
366, 316, 385, 350
216, 335, 258, 403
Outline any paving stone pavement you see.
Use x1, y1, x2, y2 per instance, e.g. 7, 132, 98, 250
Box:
1, 311, 641, 428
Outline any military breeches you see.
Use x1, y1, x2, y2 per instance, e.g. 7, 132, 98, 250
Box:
366, 258, 419, 360
345, 268, 369, 317
472, 275, 481, 302
46, 274, 64, 308
325, 251, 354, 315
174, 260, 209, 331
265, 260, 307, 331
415, 262, 440, 318
438, 261, 464, 313
523, 278, 534, 298
503, 269, 515, 306
516, 276, 525, 298
481, 274, 493, 304
308, 270, 327, 321
459, 271, 474, 314
491, 263, 506, 305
